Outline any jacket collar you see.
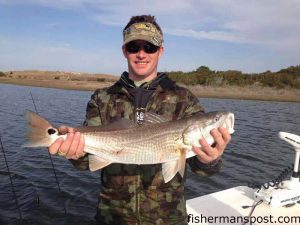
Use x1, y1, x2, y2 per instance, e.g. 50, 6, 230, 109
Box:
107, 71, 176, 95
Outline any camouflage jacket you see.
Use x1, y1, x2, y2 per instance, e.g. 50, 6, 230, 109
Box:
71, 72, 222, 225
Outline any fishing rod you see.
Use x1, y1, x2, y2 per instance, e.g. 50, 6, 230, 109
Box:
29, 92, 67, 215
0, 134, 23, 223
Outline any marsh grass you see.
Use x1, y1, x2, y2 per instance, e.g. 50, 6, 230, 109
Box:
1, 70, 299, 102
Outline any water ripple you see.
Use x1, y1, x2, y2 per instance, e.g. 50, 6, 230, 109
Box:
0, 84, 299, 224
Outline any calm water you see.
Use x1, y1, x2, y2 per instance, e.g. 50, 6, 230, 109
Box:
0, 83, 299, 225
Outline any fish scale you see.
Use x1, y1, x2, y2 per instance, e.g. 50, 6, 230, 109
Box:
83, 125, 184, 164
23, 110, 235, 182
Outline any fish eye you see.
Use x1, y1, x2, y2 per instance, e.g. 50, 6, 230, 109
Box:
214, 116, 220, 122
48, 128, 57, 135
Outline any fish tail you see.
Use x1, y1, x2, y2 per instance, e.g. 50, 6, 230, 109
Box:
23, 110, 58, 148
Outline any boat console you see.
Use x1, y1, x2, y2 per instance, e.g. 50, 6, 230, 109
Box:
254, 132, 300, 207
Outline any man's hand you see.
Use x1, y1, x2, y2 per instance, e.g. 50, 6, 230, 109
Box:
48, 126, 85, 160
192, 127, 231, 164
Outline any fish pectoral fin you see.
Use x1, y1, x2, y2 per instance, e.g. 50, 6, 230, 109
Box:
88, 155, 112, 171
162, 151, 186, 183
178, 150, 186, 177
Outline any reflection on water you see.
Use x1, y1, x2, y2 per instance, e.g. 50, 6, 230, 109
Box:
0, 83, 299, 224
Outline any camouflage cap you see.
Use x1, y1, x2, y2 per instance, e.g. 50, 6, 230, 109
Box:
123, 22, 163, 47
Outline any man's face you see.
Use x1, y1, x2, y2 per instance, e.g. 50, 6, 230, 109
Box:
122, 40, 164, 81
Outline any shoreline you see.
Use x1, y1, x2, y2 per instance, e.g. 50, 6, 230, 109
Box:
1, 77, 299, 103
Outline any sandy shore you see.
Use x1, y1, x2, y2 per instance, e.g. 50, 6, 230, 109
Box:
187, 85, 300, 103
0, 70, 118, 91
0, 71, 299, 103
0, 77, 114, 91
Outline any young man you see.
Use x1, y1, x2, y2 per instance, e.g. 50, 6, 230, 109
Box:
49, 15, 231, 225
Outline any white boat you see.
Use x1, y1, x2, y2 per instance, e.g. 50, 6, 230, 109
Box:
187, 186, 300, 225
187, 132, 300, 225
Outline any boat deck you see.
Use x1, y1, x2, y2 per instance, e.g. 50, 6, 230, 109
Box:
186, 186, 300, 225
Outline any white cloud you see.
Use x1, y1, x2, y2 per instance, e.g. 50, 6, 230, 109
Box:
38, 0, 299, 53
164, 28, 246, 43
1, 0, 299, 72
0, 36, 124, 73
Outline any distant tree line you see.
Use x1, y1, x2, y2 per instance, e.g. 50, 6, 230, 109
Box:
168, 65, 300, 89
1, 65, 299, 89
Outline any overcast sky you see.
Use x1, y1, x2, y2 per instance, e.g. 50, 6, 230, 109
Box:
0, 0, 299, 75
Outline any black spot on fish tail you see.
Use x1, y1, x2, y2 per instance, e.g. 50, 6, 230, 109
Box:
48, 128, 57, 135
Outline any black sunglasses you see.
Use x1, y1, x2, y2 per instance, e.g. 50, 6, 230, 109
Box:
125, 41, 159, 54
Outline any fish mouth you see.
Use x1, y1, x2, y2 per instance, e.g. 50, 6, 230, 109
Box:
226, 113, 235, 134
219, 112, 235, 134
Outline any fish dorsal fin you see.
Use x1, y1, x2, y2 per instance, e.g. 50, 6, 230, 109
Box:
75, 118, 138, 132
88, 155, 112, 171
162, 149, 187, 183
142, 112, 169, 125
